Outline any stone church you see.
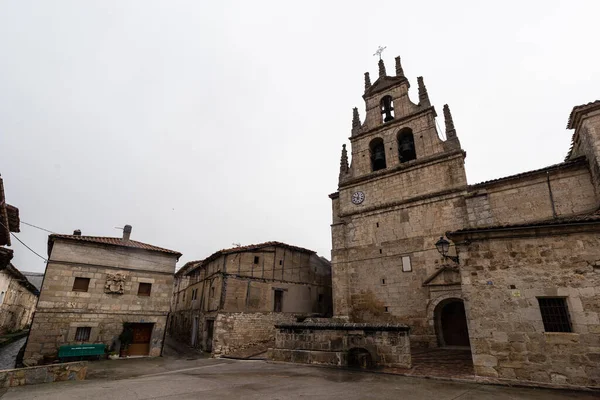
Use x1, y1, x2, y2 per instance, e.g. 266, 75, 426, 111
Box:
328, 56, 600, 387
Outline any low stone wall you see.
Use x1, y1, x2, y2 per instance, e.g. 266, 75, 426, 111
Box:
0, 361, 87, 388
269, 322, 411, 369
212, 312, 298, 356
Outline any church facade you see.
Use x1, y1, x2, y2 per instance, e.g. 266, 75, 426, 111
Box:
329, 56, 600, 387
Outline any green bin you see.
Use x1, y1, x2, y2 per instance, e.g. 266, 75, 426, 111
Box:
59, 344, 106, 359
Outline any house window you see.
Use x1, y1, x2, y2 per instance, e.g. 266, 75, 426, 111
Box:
381, 278, 386, 285
402, 256, 412, 272
191, 288, 196, 301
538, 297, 572, 332
72, 277, 90, 292
384, 306, 389, 313
210, 286, 215, 298
254, 256, 260, 264
279, 260, 283, 266
274, 290, 283, 312
75, 327, 91, 341
138, 282, 152, 296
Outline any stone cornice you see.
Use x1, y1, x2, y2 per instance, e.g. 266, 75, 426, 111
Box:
338, 187, 466, 219
339, 149, 466, 189
447, 220, 600, 243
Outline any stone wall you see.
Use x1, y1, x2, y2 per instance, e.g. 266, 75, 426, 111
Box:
0, 361, 87, 387
212, 312, 297, 356
0, 269, 37, 334
24, 312, 167, 365
269, 322, 411, 369
450, 227, 600, 388
24, 240, 176, 365
466, 162, 597, 228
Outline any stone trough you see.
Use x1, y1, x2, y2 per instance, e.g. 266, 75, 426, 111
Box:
268, 322, 411, 369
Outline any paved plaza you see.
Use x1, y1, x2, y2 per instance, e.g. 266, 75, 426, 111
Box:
1, 357, 598, 400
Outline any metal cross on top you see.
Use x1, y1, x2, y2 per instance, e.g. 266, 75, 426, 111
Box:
373, 46, 387, 60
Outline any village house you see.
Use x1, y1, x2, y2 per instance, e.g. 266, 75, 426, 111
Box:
170, 242, 332, 357
0, 175, 38, 335
0, 263, 38, 335
23, 225, 181, 366
270, 55, 600, 388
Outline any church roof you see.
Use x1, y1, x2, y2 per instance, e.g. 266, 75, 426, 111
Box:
469, 156, 586, 188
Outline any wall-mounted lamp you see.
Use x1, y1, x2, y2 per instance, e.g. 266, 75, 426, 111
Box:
435, 236, 459, 264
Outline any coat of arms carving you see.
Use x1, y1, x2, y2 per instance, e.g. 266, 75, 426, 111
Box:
105, 273, 126, 294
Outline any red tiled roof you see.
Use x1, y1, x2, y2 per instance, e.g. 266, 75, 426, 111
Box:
448, 209, 600, 235
176, 259, 203, 276
200, 241, 315, 267
49, 234, 182, 257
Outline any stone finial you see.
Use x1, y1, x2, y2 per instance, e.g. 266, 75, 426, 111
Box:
395, 56, 405, 77
352, 107, 361, 130
443, 104, 457, 138
417, 76, 430, 107
340, 144, 349, 174
378, 59, 387, 78
364, 72, 372, 91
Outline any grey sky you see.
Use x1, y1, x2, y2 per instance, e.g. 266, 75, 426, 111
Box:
1, 1, 598, 273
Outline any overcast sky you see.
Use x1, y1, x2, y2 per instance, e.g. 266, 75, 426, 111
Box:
1, 1, 598, 273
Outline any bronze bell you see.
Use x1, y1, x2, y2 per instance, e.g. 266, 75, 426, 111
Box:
381, 97, 394, 122
372, 146, 386, 170
399, 139, 413, 154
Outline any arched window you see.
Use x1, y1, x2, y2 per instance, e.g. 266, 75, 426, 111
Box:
370, 138, 386, 171
380, 95, 395, 123
398, 128, 416, 163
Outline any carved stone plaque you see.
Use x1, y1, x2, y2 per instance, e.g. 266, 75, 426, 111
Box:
105, 273, 126, 294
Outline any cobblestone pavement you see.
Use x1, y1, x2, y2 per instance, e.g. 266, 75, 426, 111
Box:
2, 358, 599, 400
0, 337, 26, 371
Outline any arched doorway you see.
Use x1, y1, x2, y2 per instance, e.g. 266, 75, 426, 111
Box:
347, 348, 374, 369
435, 299, 470, 347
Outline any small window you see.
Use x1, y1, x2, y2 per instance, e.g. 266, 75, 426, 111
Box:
279, 260, 283, 265
538, 297, 572, 332
72, 277, 90, 292
384, 306, 389, 313
254, 256, 260, 264
381, 278, 386, 285
318, 294, 323, 304
75, 327, 91, 341
402, 256, 412, 272
210, 286, 215, 298
138, 282, 152, 296
274, 290, 283, 312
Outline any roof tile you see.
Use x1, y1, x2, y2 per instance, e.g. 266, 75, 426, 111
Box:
49, 234, 181, 256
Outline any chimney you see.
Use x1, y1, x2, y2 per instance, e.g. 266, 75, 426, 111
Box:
123, 225, 132, 241
73, 229, 81, 236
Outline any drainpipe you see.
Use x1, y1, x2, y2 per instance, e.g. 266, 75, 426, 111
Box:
546, 171, 557, 219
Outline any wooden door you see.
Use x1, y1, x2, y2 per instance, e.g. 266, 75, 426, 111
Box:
205, 320, 214, 352
128, 323, 153, 356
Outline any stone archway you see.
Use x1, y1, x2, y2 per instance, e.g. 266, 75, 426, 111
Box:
434, 298, 470, 348
347, 347, 374, 369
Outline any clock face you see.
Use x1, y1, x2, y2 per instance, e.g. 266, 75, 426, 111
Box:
351, 191, 365, 205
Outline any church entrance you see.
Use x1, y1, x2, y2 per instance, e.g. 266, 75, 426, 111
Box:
435, 299, 470, 348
